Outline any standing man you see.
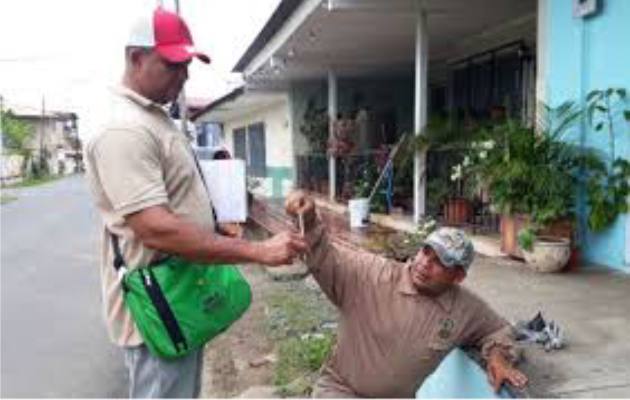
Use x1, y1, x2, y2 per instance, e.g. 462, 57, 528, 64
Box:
85, 7, 306, 398
285, 191, 528, 398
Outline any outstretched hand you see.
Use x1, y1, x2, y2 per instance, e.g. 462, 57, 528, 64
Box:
285, 190, 317, 230
487, 350, 528, 393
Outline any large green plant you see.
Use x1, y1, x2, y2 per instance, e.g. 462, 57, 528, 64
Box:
465, 102, 583, 228
582, 88, 630, 231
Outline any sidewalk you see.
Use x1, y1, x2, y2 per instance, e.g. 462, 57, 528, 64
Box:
465, 256, 630, 398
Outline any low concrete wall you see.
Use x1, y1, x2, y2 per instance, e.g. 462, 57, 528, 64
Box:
0, 154, 24, 183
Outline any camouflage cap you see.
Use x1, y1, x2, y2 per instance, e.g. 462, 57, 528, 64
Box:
424, 227, 475, 271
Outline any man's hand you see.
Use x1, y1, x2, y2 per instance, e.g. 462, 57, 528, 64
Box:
258, 231, 308, 266
487, 349, 528, 393
285, 190, 317, 230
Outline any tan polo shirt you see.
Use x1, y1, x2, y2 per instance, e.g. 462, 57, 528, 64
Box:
304, 220, 518, 398
85, 86, 215, 347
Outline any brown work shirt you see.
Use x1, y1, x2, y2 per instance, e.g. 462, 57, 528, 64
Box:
85, 86, 215, 347
304, 220, 518, 398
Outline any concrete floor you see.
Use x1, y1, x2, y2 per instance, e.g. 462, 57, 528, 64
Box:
464, 256, 630, 398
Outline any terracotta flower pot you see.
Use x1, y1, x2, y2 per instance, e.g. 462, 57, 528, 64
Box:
443, 197, 472, 225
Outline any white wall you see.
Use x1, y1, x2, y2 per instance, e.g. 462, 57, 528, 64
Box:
222, 96, 294, 198
223, 96, 293, 169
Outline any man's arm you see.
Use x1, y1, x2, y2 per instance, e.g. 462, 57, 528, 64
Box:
460, 291, 528, 392
127, 205, 307, 266
285, 191, 394, 309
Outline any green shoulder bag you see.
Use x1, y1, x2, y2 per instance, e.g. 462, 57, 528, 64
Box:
111, 234, 252, 359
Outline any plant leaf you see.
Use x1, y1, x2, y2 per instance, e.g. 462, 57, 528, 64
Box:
624, 110, 630, 121
595, 122, 604, 132
605, 88, 614, 96
616, 88, 627, 99
586, 90, 603, 102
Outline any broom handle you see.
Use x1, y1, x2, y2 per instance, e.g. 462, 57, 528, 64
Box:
367, 133, 407, 203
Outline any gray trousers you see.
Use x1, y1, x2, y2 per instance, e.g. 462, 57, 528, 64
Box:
123, 345, 203, 398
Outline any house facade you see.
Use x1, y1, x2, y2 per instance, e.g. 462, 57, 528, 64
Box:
1, 106, 82, 181
194, 0, 629, 271
538, 0, 630, 270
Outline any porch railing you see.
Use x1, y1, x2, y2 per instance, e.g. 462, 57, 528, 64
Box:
295, 150, 499, 233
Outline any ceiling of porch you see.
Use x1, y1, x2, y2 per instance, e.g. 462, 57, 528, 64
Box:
245, 0, 537, 84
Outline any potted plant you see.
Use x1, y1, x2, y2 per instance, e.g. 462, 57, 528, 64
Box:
462, 102, 583, 265
517, 227, 572, 273
443, 158, 475, 226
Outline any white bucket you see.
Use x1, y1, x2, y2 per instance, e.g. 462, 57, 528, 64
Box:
348, 198, 370, 228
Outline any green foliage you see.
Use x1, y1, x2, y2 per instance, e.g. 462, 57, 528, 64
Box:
582, 88, 630, 231
581, 155, 630, 231
264, 284, 338, 393
300, 100, 329, 154
517, 227, 536, 252
585, 87, 629, 163
1, 110, 33, 157
465, 112, 581, 227
274, 333, 336, 388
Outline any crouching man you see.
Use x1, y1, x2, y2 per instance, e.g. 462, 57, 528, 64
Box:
285, 191, 528, 398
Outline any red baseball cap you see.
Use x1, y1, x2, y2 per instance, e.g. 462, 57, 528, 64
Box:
127, 7, 210, 64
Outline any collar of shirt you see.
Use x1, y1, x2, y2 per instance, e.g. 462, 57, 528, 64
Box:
397, 263, 456, 313
111, 85, 169, 115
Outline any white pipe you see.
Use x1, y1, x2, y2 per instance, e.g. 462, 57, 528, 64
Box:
413, 4, 428, 223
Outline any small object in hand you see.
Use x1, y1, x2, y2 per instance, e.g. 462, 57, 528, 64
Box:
297, 212, 306, 261
298, 212, 305, 236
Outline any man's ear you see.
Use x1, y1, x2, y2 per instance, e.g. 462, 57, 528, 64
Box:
128, 47, 148, 67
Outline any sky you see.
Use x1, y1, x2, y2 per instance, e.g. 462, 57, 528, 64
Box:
0, 0, 281, 138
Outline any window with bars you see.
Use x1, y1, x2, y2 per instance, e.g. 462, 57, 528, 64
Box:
232, 123, 266, 177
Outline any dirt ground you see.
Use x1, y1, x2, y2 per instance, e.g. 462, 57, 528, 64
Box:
200, 263, 277, 398
200, 255, 339, 399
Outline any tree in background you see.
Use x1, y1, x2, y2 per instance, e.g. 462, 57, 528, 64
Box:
1, 110, 35, 177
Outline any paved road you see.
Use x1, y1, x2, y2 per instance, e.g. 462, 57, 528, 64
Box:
1, 175, 127, 397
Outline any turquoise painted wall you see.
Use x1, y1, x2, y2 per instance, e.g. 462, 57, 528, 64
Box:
416, 348, 511, 398
544, 0, 630, 270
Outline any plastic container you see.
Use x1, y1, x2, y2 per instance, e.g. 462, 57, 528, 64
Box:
348, 198, 370, 228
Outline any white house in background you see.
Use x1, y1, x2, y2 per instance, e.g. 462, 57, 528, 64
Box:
192, 87, 295, 199
3, 105, 82, 177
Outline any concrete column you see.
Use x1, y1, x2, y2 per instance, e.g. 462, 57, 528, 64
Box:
328, 69, 337, 201
413, 6, 428, 223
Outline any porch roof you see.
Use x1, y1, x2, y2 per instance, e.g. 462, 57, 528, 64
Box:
191, 87, 287, 123
237, 0, 536, 84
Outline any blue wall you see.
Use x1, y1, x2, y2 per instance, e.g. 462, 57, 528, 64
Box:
543, 0, 630, 271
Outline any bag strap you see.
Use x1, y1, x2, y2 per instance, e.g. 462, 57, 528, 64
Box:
139, 268, 188, 353
189, 148, 218, 227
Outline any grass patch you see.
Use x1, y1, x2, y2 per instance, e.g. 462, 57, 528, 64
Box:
0, 194, 17, 205
263, 282, 338, 396
4, 174, 63, 188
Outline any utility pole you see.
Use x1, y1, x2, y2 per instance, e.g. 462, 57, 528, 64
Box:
0, 94, 4, 156
40, 96, 46, 173
174, 0, 190, 140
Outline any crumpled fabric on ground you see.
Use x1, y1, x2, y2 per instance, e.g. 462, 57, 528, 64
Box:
514, 312, 566, 352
